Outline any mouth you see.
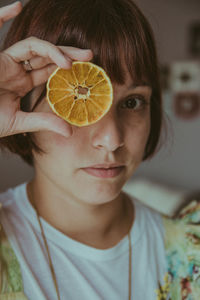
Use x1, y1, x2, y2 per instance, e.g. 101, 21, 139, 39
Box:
86, 163, 125, 168
81, 166, 125, 178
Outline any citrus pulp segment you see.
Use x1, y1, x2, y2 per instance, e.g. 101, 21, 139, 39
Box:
46, 61, 113, 126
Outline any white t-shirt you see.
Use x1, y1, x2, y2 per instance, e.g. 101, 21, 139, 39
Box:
0, 182, 167, 300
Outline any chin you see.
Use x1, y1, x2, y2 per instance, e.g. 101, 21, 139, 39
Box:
76, 182, 124, 206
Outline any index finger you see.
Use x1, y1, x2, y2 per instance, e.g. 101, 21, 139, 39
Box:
4, 37, 93, 69
0, 1, 22, 27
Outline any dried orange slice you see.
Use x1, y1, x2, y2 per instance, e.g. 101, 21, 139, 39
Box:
46, 61, 113, 126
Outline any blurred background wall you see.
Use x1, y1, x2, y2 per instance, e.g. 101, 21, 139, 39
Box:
0, 0, 200, 193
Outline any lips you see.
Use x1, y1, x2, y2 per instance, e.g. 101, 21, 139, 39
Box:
86, 163, 124, 168
82, 166, 125, 178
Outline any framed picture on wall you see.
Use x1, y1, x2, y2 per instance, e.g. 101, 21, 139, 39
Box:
174, 92, 200, 120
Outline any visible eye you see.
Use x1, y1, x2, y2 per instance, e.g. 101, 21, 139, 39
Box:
119, 96, 148, 111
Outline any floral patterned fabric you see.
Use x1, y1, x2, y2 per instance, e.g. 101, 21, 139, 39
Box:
0, 223, 28, 300
163, 200, 200, 300
155, 272, 171, 300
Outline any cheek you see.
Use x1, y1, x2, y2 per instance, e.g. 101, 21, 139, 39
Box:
125, 113, 151, 153
32, 126, 85, 161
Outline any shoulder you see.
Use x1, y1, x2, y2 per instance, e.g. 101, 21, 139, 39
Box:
162, 200, 200, 299
131, 194, 163, 225
0, 188, 13, 207
0, 204, 25, 295
0, 184, 29, 297
125, 192, 165, 238
0, 182, 26, 208
163, 199, 200, 247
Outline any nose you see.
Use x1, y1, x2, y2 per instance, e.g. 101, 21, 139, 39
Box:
91, 108, 124, 152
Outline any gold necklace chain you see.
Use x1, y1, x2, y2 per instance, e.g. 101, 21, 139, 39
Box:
35, 209, 132, 300
36, 211, 61, 300
128, 231, 132, 300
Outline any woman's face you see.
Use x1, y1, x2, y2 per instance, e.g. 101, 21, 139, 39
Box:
31, 69, 152, 205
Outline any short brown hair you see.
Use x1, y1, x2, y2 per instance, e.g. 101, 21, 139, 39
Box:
0, 0, 162, 166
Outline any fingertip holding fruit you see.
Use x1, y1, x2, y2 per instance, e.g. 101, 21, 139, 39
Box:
58, 57, 72, 70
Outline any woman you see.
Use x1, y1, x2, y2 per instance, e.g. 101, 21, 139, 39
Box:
1, 1, 195, 300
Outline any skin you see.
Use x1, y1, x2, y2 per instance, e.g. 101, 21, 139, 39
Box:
0, 1, 22, 28
0, 2, 152, 250
0, 2, 93, 138
27, 68, 152, 249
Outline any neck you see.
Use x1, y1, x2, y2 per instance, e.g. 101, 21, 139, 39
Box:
27, 177, 134, 249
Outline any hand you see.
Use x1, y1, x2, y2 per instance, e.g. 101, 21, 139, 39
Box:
0, 1, 22, 28
0, 3, 93, 138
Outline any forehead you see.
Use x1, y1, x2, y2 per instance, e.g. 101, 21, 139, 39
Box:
112, 73, 132, 95
111, 62, 150, 93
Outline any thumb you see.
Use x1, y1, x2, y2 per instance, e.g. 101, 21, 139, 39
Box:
14, 111, 73, 137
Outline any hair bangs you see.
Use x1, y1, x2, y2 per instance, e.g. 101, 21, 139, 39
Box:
52, 0, 157, 87
1, 0, 163, 166
3, 0, 158, 88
